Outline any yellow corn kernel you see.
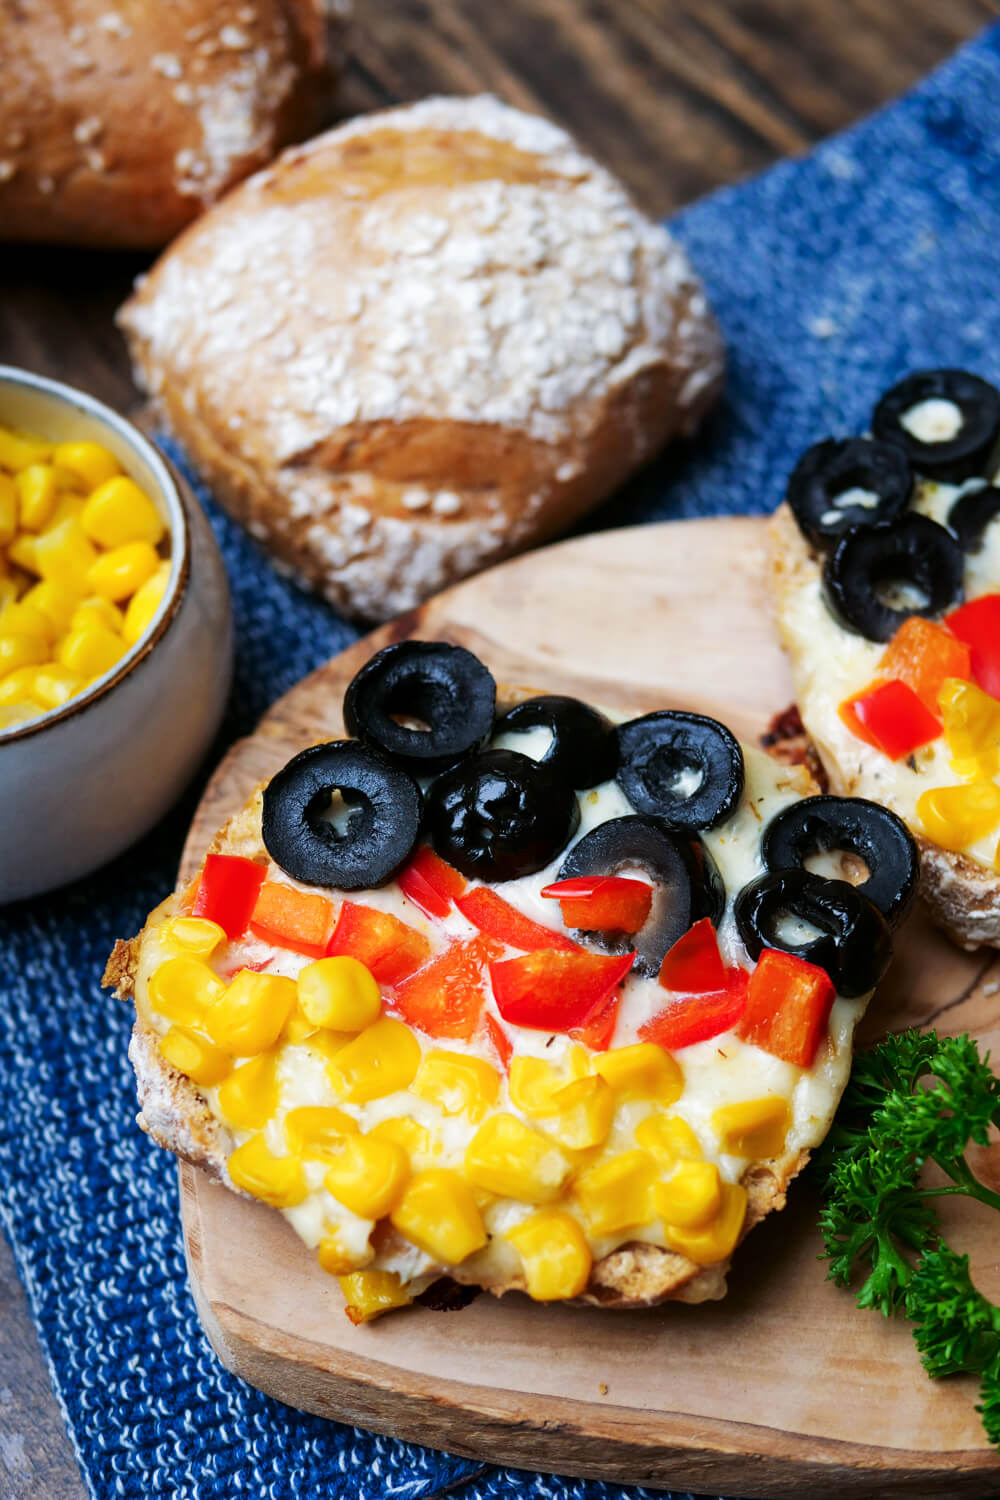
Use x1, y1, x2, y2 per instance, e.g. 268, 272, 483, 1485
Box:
284, 1105, 358, 1157
0, 600, 55, 640
370, 1117, 433, 1161
324, 1135, 410, 1219
280, 1006, 318, 1045
546, 1075, 614, 1151
6, 536, 38, 574
148, 954, 226, 1026
0, 632, 47, 676
81, 474, 164, 548
32, 663, 84, 709
70, 595, 124, 636
634, 1114, 703, 1168
654, 1160, 723, 1230
305, 1027, 353, 1062
391, 1169, 487, 1264
329, 1017, 421, 1103
34, 518, 98, 594
52, 441, 120, 492
507, 1209, 593, 1300
158, 1025, 231, 1087
21, 579, 80, 631
661, 1181, 748, 1266
317, 1230, 373, 1277
204, 969, 297, 1056
0, 577, 18, 612
573, 1150, 658, 1236
86, 540, 159, 603
712, 1096, 790, 1159
217, 1054, 279, 1131
939, 678, 1000, 779
0, 427, 52, 471
917, 781, 1000, 853
0, 701, 38, 729
161, 915, 226, 959
509, 1056, 565, 1118
464, 1113, 573, 1204
15, 464, 58, 531
228, 1136, 306, 1208
593, 1042, 684, 1103
411, 1050, 500, 1123
0, 666, 44, 707
122, 565, 168, 646
58, 625, 125, 679
339, 1270, 412, 1323
297, 956, 382, 1033
0, 474, 16, 544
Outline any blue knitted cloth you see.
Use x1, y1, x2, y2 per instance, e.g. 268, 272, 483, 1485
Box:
4, 24, 1000, 1500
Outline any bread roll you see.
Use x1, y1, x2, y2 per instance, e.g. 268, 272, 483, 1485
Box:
0, 0, 337, 249
118, 95, 724, 620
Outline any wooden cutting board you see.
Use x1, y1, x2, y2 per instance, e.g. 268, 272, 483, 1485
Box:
178, 517, 1000, 1499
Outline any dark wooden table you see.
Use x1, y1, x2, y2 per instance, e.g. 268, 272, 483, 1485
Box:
1, 2, 998, 1495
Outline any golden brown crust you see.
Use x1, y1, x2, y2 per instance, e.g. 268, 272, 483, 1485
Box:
0, 0, 338, 249
118, 95, 723, 620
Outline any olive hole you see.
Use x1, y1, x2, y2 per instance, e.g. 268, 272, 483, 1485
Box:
772, 907, 824, 945
307, 786, 365, 839
873, 574, 930, 612
804, 849, 871, 885
384, 676, 450, 735
900, 397, 964, 444
650, 748, 704, 802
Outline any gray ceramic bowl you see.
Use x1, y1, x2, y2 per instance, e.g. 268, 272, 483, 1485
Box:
0, 366, 233, 903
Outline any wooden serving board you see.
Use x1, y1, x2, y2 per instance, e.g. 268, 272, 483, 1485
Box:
178, 517, 1000, 1499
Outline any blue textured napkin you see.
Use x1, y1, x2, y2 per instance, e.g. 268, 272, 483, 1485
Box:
4, 23, 1000, 1500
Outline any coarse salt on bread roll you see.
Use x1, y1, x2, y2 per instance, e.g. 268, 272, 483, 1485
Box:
118, 95, 724, 620
0, 0, 338, 249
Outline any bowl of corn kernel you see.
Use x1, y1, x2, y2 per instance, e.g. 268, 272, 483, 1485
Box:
0, 366, 233, 903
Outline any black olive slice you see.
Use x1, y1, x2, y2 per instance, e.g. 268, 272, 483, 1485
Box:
343, 641, 496, 774
557, 814, 725, 979
615, 712, 744, 832
948, 484, 1000, 554
872, 369, 1000, 483
761, 795, 919, 928
262, 741, 422, 890
733, 869, 892, 998
786, 437, 913, 552
822, 515, 964, 642
426, 749, 579, 882
493, 695, 617, 789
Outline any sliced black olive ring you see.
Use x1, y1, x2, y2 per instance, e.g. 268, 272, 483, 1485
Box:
872, 369, 1000, 483
948, 484, 1000, 554
822, 514, 964, 642
262, 741, 422, 890
734, 869, 892, 999
615, 711, 745, 832
785, 437, 913, 552
426, 748, 580, 883
493, 694, 618, 790
761, 795, 919, 928
343, 641, 496, 774
557, 814, 725, 979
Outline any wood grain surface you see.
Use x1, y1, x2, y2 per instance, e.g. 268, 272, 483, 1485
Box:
2, 4, 999, 1497
177, 518, 1000, 1499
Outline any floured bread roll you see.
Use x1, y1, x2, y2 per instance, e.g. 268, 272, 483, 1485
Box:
118, 95, 724, 619
0, 0, 338, 249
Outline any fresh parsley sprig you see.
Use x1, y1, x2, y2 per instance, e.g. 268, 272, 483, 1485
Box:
816, 1029, 1000, 1448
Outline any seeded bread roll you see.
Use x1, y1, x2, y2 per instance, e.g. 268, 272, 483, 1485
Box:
0, 0, 338, 249
118, 95, 724, 620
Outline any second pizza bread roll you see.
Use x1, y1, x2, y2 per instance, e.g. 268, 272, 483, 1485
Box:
120, 95, 724, 619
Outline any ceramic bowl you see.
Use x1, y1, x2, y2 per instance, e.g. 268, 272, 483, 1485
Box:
0, 366, 233, 903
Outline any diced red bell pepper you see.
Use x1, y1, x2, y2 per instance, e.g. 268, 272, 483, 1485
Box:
639, 968, 748, 1051
482, 1011, 513, 1072
248, 881, 338, 959
570, 989, 620, 1051
540, 875, 652, 933
946, 594, 1000, 701
876, 616, 972, 715
397, 846, 466, 920
391, 936, 502, 1041
736, 948, 835, 1068
489, 949, 635, 1033
326, 901, 431, 986
658, 917, 726, 994
192, 853, 266, 939
456, 886, 579, 952
839, 677, 941, 760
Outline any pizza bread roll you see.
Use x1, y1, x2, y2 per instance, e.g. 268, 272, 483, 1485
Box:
0, 0, 338, 249
118, 95, 724, 620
